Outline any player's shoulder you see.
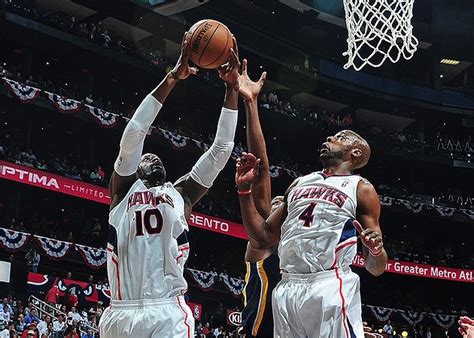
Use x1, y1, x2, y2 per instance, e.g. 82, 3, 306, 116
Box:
356, 176, 379, 198
356, 176, 374, 188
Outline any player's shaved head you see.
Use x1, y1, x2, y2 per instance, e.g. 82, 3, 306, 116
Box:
343, 130, 371, 169
320, 130, 371, 170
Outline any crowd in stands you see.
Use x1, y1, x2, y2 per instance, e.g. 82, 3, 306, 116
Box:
0, 296, 100, 337
0, 130, 108, 187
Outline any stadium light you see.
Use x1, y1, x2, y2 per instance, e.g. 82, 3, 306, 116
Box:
440, 59, 460, 65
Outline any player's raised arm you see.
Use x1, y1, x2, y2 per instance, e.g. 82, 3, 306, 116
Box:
109, 32, 197, 210
238, 59, 271, 218
235, 153, 290, 249
355, 180, 388, 276
174, 37, 240, 213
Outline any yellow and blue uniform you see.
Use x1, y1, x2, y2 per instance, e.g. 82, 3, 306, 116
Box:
241, 251, 280, 337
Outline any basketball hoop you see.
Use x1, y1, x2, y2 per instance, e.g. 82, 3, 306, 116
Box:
342, 0, 419, 71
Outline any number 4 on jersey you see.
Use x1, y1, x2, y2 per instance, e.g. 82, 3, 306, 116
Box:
299, 202, 317, 227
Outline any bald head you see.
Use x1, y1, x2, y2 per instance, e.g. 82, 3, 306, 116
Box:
343, 130, 371, 169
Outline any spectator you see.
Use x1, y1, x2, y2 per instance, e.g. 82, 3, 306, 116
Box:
1, 299, 13, 315
268, 91, 278, 104
1, 305, 10, 322
22, 322, 39, 338
24, 309, 40, 325
0, 321, 15, 338
383, 320, 394, 337
67, 307, 81, 324
37, 315, 51, 336
202, 322, 211, 337
95, 166, 105, 182
25, 249, 40, 273
0, 321, 8, 338
89, 170, 100, 184
81, 328, 95, 338
40, 321, 54, 338
52, 314, 66, 334
17, 314, 26, 332
67, 291, 78, 310
65, 327, 80, 338
45, 286, 59, 306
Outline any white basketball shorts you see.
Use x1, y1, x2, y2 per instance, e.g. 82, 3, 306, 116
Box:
99, 296, 194, 338
272, 267, 363, 338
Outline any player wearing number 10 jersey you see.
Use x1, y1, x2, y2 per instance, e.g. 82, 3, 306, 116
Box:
236, 130, 388, 338
99, 33, 241, 338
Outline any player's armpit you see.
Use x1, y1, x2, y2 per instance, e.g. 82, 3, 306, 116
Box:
109, 172, 136, 211
174, 175, 208, 208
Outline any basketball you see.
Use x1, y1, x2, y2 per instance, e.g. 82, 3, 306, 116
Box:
187, 19, 232, 69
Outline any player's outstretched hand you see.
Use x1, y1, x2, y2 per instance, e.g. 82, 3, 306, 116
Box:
459, 316, 474, 338
170, 32, 198, 80
235, 152, 260, 191
218, 36, 240, 89
354, 220, 384, 257
238, 59, 267, 101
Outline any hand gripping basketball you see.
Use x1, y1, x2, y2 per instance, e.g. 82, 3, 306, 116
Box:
235, 152, 260, 192
170, 32, 198, 80
218, 36, 241, 88
353, 220, 384, 257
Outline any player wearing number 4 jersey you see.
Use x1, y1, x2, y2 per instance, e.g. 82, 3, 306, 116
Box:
99, 32, 242, 338
236, 130, 388, 338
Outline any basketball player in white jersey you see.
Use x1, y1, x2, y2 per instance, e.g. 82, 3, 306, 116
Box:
98, 33, 241, 338
236, 130, 387, 338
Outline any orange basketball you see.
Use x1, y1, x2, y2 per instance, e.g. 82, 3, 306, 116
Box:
187, 19, 232, 69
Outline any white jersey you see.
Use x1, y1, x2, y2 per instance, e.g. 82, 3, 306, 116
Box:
107, 179, 190, 300
279, 171, 363, 274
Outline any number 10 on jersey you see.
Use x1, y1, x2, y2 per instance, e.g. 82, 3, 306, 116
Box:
135, 209, 163, 236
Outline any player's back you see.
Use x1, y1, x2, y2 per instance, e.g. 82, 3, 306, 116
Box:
280, 171, 362, 274
107, 179, 189, 301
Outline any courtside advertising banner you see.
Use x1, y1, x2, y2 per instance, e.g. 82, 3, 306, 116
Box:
1, 161, 472, 283
0, 160, 110, 204
352, 254, 473, 283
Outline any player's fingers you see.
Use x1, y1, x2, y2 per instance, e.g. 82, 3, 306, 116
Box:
229, 48, 239, 68
460, 317, 474, 325
181, 32, 189, 59
353, 220, 364, 233
258, 71, 267, 86
254, 158, 261, 169
189, 67, 198, 74
242, 59, 248, 76
232, 35, 239, 59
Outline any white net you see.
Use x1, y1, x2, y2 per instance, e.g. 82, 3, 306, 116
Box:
342, 0, 419, 71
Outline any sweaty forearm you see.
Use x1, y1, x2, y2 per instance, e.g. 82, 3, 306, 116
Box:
223, 85, 239, 110
151, 72, 179, 103
364, 249, 387, 276
245, 99, 268, 164
238, 193, 269, 246
245, 98, 271, 218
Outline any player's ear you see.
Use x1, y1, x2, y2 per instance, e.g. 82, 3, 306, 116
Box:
351, 147, 362, 159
